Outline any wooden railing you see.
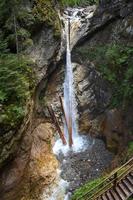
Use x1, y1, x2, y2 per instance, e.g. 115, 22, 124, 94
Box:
77, 157, 133, 200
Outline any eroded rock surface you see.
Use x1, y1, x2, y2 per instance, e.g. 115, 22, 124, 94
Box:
28, 27, 60, 82
60, 0, 133, 53
0, 122, 58, 200
29, 123, 58, 188
99, 109, 127, 153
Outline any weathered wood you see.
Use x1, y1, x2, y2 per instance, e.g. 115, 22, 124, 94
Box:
113, 172, 118, 188
68, 115, 73, 147
59, 96, 69, 130
47, 105, 67, 145
59, 96, 73, 147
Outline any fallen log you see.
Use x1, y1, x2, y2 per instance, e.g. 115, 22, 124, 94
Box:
59, 96, 73, 147
68, 115, 73, 147
47, 105, 67, 145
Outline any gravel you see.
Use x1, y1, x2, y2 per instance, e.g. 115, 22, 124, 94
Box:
56, 136, 114, 194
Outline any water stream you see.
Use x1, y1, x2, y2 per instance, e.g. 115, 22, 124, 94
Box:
64, 14, 78, 139
44, 9, 114, 200
53, 8, 89, 156
47, 10, 93, 200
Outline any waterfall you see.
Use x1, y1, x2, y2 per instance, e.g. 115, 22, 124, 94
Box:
63, 18, 78, 141
53, 9, 91, 155
49, 8, 96, 200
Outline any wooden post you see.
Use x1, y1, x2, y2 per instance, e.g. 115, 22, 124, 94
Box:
68, 115, 73, 147
47, 105, 67, 145
59, 96, 69, 130
113, 172, 117, 189
59, 96, 73, 147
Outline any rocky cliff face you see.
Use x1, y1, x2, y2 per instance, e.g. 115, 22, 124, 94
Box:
0, 0, 132, 199
0, 1, 61, 199
42, 0, 133, 152
71, 0, 133, 152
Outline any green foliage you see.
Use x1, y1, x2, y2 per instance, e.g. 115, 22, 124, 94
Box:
126, 141, 133, 158
18, 8, 36, 29
0, 0, 61, 51
33, 0, 61, 37
72, 176, 105, 200
0, 33, 9, 53
0, 54, 35, 132
60, 0, 99, 6
0, 0, 60, 134
0, 0, 35, 52
75, 44, 133, 108
0, 0, 19, 23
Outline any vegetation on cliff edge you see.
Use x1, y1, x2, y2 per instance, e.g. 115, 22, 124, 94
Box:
75, 44, 133, 109
0, 53, 35, 133
0, 0, 62, 134
60, 0, 99, 6
0, 0, 36, 134
33, 0, 61, 37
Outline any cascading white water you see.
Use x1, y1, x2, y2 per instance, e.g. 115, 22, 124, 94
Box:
53, 11, 90, 155
63, 18, 78, 140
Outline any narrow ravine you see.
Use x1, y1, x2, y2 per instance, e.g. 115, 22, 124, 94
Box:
0, 1, 132, 200
43, 7, 114, 200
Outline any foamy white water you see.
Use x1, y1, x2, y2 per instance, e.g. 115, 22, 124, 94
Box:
49, 179, 69, 200
53, 135, 90, 156
42, 169, 69, 200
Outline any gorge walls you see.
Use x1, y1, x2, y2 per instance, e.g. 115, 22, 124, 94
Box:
0, 0, 132, 199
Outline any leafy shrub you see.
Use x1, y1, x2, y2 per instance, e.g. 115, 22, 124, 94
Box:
0, 34, 9, 53
33, 0, 61, 37
0, 54, 35, 133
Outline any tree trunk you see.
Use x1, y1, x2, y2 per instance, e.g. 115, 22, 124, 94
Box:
13, 10, 19, 55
